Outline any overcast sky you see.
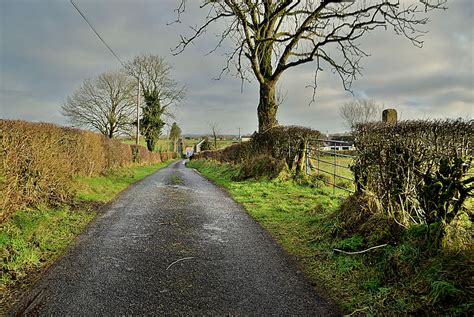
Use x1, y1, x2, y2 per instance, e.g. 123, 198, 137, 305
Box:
0, 0, 472, 135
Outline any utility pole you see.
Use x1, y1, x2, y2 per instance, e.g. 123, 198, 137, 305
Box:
136, 78, 140, 145
238, 127, 241, 142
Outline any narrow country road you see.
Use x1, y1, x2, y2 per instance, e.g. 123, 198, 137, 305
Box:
11, 160, 338, 315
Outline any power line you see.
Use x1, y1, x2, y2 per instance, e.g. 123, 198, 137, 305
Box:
69, 0, 141, 146
69, 0, 125, 67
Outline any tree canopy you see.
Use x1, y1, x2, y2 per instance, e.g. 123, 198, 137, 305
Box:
62, 71, 134, 138
173, 0, 447, 132
124, 54, 185, 150
169, 122, 182, 152
140, 91, 165, 151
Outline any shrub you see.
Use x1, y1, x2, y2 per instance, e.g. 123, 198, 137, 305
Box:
237, 155, 287, 180
252, 125, 321, 173
192, 125, 321, 178
0, 120, 175, 222
200, 138, 212, 151
352, 119, 473, 244
0, 121, 75, 219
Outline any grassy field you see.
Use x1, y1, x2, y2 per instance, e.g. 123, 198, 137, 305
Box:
309, 154, 354, 191
0, 161, 172, 313
120, 137, 237, 152
187, 159, 473, 315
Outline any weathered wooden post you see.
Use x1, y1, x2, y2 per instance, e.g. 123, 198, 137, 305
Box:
305, 145, 310, 175
382, 109, 398, 123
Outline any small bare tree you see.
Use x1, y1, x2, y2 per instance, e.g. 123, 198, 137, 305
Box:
172, 0, 447, 133
339, 99, 382, 129
208, 121, 221, 149
62, 71, 135, 138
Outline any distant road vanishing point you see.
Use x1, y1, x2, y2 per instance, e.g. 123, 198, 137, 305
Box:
11, 160, 338, 315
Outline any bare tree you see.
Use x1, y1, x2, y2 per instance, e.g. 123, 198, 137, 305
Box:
172, 0, 446, 133
339, 98, 382, 129
208, 121, 221, 149
124, 54, 185, 117
124, 54, 186, 150
62, 71, 135, 138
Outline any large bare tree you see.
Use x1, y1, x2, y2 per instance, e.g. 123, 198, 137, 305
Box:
124, 54, 185, 117
62, 71, 135, 138
124, 54, 185, 150
172, 0, 446, 133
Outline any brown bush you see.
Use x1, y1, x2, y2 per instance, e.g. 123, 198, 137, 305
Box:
252, 126, 321, 162
353, 118, 473, 234
102, 136, 132, 171
66, 129, 106, 176
237, 154, 287, 180
192, 125, 320, 178
0, 120, 175, 222
130, 145, 173, 164
0, 121, 74, 220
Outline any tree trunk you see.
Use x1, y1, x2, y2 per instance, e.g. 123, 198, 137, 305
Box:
257, 81, 278, 133
146, 138, 155, 152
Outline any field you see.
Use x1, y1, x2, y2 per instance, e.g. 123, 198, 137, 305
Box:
309, 154, 354, 191
120, 137, 238, 152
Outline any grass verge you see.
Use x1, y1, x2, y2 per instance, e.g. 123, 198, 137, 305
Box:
187, 159, 473, 315
0, 161, 171, 313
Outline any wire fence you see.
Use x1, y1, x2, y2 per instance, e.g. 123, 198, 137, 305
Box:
305, 139, 356, 193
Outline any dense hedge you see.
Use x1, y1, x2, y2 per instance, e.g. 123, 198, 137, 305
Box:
193, 126, 321, 177
0, 120, 175, 221
353, 119, 473, 240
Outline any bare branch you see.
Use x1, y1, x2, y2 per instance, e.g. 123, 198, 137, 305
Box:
173, 0, 447, 131
62, 71, 135, 138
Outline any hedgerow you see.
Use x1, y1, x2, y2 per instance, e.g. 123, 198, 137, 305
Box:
352, 118, 473, 246
193, 125, 321, 178
0, 120, 175, 221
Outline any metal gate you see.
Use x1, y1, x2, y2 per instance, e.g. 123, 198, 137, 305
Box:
305, 139, 355, 193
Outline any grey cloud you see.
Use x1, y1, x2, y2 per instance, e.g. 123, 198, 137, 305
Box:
1, 0, 472, 135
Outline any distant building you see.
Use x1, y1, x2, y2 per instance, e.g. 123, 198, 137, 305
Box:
193, 139, 206, 154
320, 145, 355, 151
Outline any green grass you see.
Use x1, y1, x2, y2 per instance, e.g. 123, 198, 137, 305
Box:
0, 161, 172, 313
187, 159, 473, 315
310, 155, 354, 191
210, 139, 239, 150
0, 205, 95, 285
75, 162, 170, 202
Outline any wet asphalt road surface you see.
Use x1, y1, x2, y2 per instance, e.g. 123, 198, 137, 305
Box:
11, 160, 338, 316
